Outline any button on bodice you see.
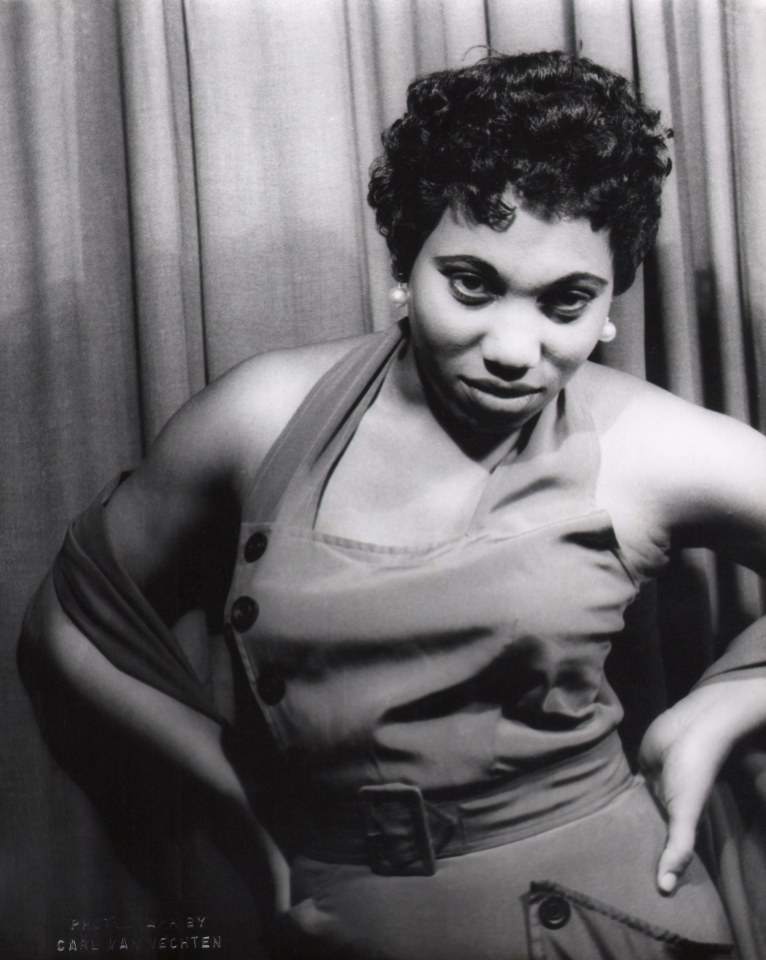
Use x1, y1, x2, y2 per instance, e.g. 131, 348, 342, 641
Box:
231, 595, 259, 632
257, 665, 286, 705
244, 531, 268, 562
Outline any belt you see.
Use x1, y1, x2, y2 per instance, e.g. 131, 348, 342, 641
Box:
296, 733, 633, 877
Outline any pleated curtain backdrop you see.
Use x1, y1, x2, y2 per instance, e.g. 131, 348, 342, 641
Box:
1, 1, 764, 957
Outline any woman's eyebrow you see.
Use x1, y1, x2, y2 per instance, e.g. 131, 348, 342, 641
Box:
548, 272, 610, 289
433, 255, 497, 273
432, 255, 503, 286
433, 257, 609, 291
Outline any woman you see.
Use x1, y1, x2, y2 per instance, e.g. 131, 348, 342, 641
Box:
22, 52, 766, 959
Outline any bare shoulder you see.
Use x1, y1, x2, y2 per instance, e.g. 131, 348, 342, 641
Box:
160, 331, 374, 504
576, 360, 763, 474
104, 333, 368, 581
574, 360, 665, 429
575, 361, 766, 570
208, 333, 368, 474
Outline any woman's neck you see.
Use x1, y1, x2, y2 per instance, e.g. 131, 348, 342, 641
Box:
383, 335, 529, 472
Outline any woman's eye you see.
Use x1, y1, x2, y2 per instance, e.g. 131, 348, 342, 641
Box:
447, 273, 493, 304
541, 290, 595, 320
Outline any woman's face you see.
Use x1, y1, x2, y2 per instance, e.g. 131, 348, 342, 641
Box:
406, 197, 614, 439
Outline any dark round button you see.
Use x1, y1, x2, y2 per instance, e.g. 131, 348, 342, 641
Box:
244, 531, 268, 562
538, 895, 570, 930
231, 595, 259, 632
256, 666, 286, 705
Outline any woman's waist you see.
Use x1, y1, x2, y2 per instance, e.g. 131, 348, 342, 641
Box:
290, 732, 633, 875
266, 686, 625, 797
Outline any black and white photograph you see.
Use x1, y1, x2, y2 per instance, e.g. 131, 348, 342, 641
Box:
3, 1, 766, 958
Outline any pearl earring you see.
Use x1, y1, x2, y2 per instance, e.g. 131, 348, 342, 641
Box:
599, 318, 617, 343
389, 283, 410, 307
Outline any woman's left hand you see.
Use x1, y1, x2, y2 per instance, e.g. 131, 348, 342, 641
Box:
638, 677, 766, 894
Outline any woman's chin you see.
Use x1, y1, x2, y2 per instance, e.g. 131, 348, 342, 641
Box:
429, 392, 546, 454
453, 385, 548, 434
413, 360, 549, 445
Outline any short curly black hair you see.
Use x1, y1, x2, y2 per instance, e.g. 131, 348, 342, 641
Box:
368, 51, 672, 295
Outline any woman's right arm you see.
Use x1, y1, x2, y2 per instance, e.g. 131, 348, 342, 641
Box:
24, 570, 292, 910
20, 353, 274, 807
20, 342, 358, 910
20, 337, 360, 814
25, 573, 256, 808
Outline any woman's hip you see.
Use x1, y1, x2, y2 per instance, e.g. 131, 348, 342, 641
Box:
273, 777, 734, 960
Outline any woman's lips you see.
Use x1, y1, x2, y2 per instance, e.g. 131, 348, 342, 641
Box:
460, 377, 543, 399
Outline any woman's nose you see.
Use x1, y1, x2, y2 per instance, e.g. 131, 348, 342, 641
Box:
481, 312, 542, 373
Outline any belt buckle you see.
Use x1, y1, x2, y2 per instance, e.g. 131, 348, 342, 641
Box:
358, 784, 436, 877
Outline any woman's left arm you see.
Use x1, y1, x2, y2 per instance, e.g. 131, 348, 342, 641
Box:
635, 403, 766, 893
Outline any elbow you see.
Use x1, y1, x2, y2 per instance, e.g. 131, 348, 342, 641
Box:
18, 572, 75, 693
17, 574, 49, 688
18, 572, 102, 759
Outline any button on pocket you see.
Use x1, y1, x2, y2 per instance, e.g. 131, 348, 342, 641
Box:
538, 894, 571, 930
231, 595, 259, 632
527, 882, 735, 959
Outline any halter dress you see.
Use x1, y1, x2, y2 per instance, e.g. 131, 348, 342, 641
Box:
220, 323, 734, 959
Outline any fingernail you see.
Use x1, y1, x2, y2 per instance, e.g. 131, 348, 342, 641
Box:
659, 872, 677, 894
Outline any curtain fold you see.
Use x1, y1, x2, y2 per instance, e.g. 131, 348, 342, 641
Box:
727, 0, 766, 432
691, 0, 748, 418
2, 2, 764, 957
117, 0, 207, 438
487, 0, 575, 53
183, 0, 378, 375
